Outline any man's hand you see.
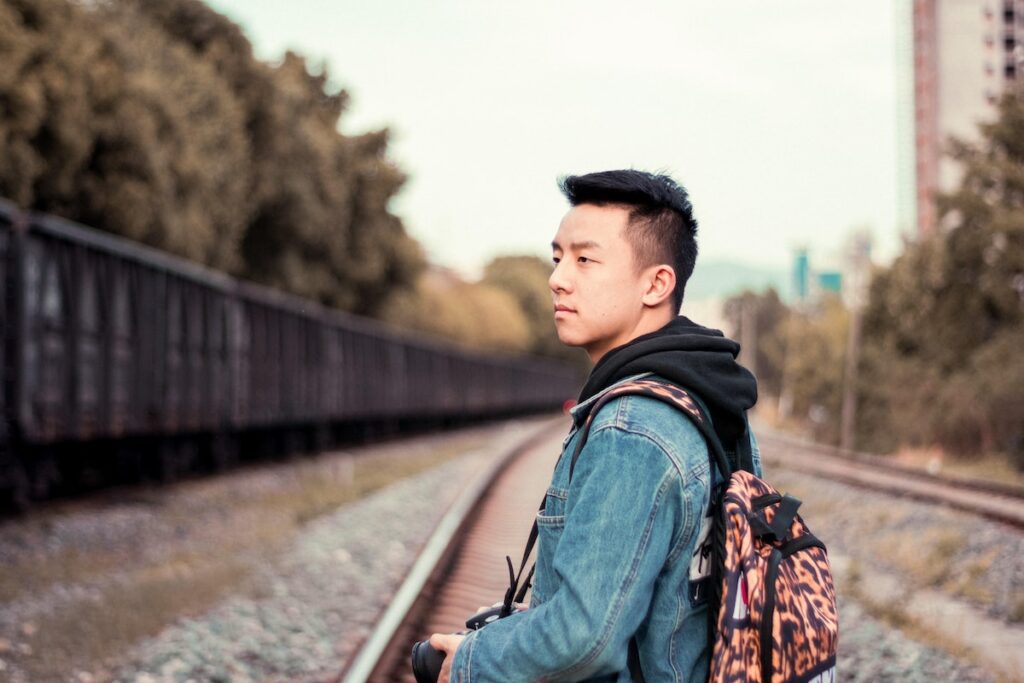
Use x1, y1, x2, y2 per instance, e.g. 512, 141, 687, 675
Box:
428, 633, 466, 683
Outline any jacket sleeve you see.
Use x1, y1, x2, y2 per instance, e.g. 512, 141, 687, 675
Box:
450, 424, 695, 682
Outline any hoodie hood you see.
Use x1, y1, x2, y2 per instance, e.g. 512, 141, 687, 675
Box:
577, 316, 758, 447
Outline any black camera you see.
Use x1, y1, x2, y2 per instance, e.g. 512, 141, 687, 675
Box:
410, 604, 520, 683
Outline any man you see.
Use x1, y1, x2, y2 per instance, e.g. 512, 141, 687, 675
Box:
429, 170, 760, 682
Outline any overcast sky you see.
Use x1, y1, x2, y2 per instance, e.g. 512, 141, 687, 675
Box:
207, 0, 904, 278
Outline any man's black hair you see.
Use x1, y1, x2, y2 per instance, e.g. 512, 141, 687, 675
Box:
558, 169, 698, 312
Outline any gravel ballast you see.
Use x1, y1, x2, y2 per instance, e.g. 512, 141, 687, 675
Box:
0, 417, 1014, 682
766, 457, 1021, 682
111, 450, 497, 683
0, 418, 549, 683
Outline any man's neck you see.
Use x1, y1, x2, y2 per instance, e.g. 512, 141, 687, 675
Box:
587, 309, 675, 365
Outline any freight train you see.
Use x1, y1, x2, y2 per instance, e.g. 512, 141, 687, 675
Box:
0, 200, 578, 508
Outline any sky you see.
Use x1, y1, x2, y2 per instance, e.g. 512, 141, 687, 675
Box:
206, 0, 904, 280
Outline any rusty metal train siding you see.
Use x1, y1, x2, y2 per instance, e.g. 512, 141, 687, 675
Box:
1, 210, 9, 454
0, 200, 578, 455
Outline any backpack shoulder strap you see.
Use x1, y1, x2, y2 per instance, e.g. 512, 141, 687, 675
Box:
735, 421, 755, 473
568, 377, 734, 484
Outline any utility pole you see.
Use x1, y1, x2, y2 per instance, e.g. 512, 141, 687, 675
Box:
778, 247, 809, 422
840, 232, 872, 451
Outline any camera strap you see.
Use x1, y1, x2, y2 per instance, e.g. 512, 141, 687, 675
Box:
502, 506, 541, 617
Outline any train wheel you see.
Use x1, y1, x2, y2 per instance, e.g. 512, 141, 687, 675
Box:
1, 462, 30, 513
113, 443, 145, 485
208, 433, 239, 473
283, 430, 304, 458
30, 451, 60, 499
155, 440, 182, 483
311, 425, 332, 454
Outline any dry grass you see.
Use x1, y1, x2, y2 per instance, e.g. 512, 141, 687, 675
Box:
0, 548, 124, 604
840, 555, 1024, 682
1011, 598, 1024, 624
838, 559, 1010, 682
874, 527, 967, 588
15, 556, 250, 682
892, 446, 1024, 489
864, 505, 911, 532
236, 436, 480, 528
944, 548, 999, 606
852, 600, 1021, 683
868, 524, 1003, 614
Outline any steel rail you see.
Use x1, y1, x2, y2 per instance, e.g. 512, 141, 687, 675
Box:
757, 428, 1024, 529
339, 416, 564, 683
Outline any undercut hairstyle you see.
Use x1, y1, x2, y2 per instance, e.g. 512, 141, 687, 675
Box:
558, 169, 698, 312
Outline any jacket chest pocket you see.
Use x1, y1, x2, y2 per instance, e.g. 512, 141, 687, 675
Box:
531, 486, 567, 606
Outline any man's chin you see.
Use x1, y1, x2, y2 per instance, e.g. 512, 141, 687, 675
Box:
555, 331, 591, 351
554, 327, 580, 347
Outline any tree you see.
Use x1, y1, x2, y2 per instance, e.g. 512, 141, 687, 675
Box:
133, 0, 424, 314
0, 0, 424, 313
722, 287, 789, 397
777, 295, 849, 445
856, 93, 1024, 463
381, 267, 531, 353
0, 0, 251, 271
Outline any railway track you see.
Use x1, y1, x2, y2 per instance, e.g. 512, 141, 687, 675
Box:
339, 421, 1024, 682
339, 416, 565, 682
756, 428, 1024, 529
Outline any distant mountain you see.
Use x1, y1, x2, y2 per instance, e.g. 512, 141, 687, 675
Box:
686, 260, 790, 302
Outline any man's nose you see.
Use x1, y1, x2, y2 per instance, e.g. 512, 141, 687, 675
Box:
549, 261, 570, 294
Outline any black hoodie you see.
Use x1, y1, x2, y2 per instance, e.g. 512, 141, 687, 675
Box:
577, 316, 758, 448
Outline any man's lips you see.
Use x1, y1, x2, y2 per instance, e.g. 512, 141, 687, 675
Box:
554, 305, 575, 318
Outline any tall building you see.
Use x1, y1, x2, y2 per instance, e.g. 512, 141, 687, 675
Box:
901, 0, 1024, 237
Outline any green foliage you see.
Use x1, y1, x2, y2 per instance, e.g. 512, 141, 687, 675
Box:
0, 0, 423, 314
481, 255, 581, 362
720, 288, 853, 443
722, 287, 789, 396
857, 94, 1024, 464
780, 295, 849, 444
0, 0, 250, 270
381, 256, 593, 365
380, 269, 532, 353
933, 325, 1024, 456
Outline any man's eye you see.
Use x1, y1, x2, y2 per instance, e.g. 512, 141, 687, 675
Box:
552, 257, 560, 265
578, 256, 590, 263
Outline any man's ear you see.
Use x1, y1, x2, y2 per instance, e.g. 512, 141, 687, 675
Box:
640, 265, 676, 307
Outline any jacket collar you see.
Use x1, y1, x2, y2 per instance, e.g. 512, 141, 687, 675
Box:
569, 372, 653, 425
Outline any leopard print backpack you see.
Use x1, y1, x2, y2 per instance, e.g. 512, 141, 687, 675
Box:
565, 377, 839, 683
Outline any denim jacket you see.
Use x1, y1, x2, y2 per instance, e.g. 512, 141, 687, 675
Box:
450, 373, 763, 682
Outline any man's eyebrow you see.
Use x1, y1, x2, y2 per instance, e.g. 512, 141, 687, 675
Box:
551, 240, 602, 251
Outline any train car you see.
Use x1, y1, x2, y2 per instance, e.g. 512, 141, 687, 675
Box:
0, 201, 579, 507
0, 206, 16, 500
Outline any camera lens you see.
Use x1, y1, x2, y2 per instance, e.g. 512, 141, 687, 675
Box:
411, 640, 446, 683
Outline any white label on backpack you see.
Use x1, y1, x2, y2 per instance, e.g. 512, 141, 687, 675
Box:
687, 507, 714, 605
806, 666, 836, 683
725, 572, 752, 627
732, 574, 749, 620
